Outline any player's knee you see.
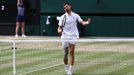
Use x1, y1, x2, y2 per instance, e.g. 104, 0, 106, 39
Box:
70, 51, 74, 56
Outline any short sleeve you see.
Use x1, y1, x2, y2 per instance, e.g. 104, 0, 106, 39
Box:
77, 14, 82, 23
58, 15, 64, 26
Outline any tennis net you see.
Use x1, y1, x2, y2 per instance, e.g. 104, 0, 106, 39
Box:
0, 39, 134, 75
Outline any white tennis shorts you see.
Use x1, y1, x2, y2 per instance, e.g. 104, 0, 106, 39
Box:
61, 38, 77, 48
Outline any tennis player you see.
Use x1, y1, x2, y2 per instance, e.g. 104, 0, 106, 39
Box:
15, 0, 26, 38
58, 2, 91, 75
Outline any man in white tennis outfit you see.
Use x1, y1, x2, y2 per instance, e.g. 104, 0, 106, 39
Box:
58, 2, 91, 75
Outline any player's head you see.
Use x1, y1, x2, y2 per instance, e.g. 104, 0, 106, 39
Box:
63, 2, 72, 12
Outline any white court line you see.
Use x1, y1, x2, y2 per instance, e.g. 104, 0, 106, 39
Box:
19, 63, 63, 75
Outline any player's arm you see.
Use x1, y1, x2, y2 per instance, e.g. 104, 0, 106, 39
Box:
80, 18, 91, 26
57, 16, 63, 34
58, 25, 62, 34
77, 14, 91, 26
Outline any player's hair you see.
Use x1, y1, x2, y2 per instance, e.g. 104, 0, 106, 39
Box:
63, 2, 73, 10
63, 2, 70, 6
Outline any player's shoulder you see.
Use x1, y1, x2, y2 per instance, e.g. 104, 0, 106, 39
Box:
59, 13, 66, 21
72, 12, 80, 17
60, 13, 66, 18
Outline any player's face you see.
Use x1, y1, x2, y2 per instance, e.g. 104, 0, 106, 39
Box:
64, 4, 71, 12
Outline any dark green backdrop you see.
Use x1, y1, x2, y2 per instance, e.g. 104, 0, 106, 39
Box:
40, 0, 134, 37
1, 0, 134, 37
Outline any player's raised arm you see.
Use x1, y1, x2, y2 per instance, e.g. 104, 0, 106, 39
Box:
80, 18, 92, 26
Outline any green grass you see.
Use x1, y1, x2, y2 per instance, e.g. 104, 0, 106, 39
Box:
0, 42, 134, 75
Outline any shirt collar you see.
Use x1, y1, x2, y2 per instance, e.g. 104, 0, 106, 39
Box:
65, 11, 73, 16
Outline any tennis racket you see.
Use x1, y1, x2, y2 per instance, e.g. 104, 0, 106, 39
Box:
61, 15, 66, 32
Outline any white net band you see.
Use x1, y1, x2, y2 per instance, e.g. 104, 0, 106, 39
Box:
1, 39, 134, 43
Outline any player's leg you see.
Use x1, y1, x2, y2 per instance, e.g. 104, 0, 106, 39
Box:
21, 22, 26, 37
69, 44, 75, 65
64, 46, 69, 64
68, 44, 75, 75
64, 46, 69, 72
62, 41, 69, 73
15, 22, 20, 37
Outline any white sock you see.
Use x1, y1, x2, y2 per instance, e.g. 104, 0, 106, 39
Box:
65, 65, 68, 70
69, 65, 73, 71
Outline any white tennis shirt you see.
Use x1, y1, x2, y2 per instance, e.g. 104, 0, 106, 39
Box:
58, 12, 82, 38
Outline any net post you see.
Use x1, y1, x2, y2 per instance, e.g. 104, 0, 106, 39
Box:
12, 41, 16, 75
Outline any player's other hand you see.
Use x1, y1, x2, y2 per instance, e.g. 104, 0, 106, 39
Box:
58, 28, 62, 34
82, 18, 92, 26
87, 18, 92, 24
